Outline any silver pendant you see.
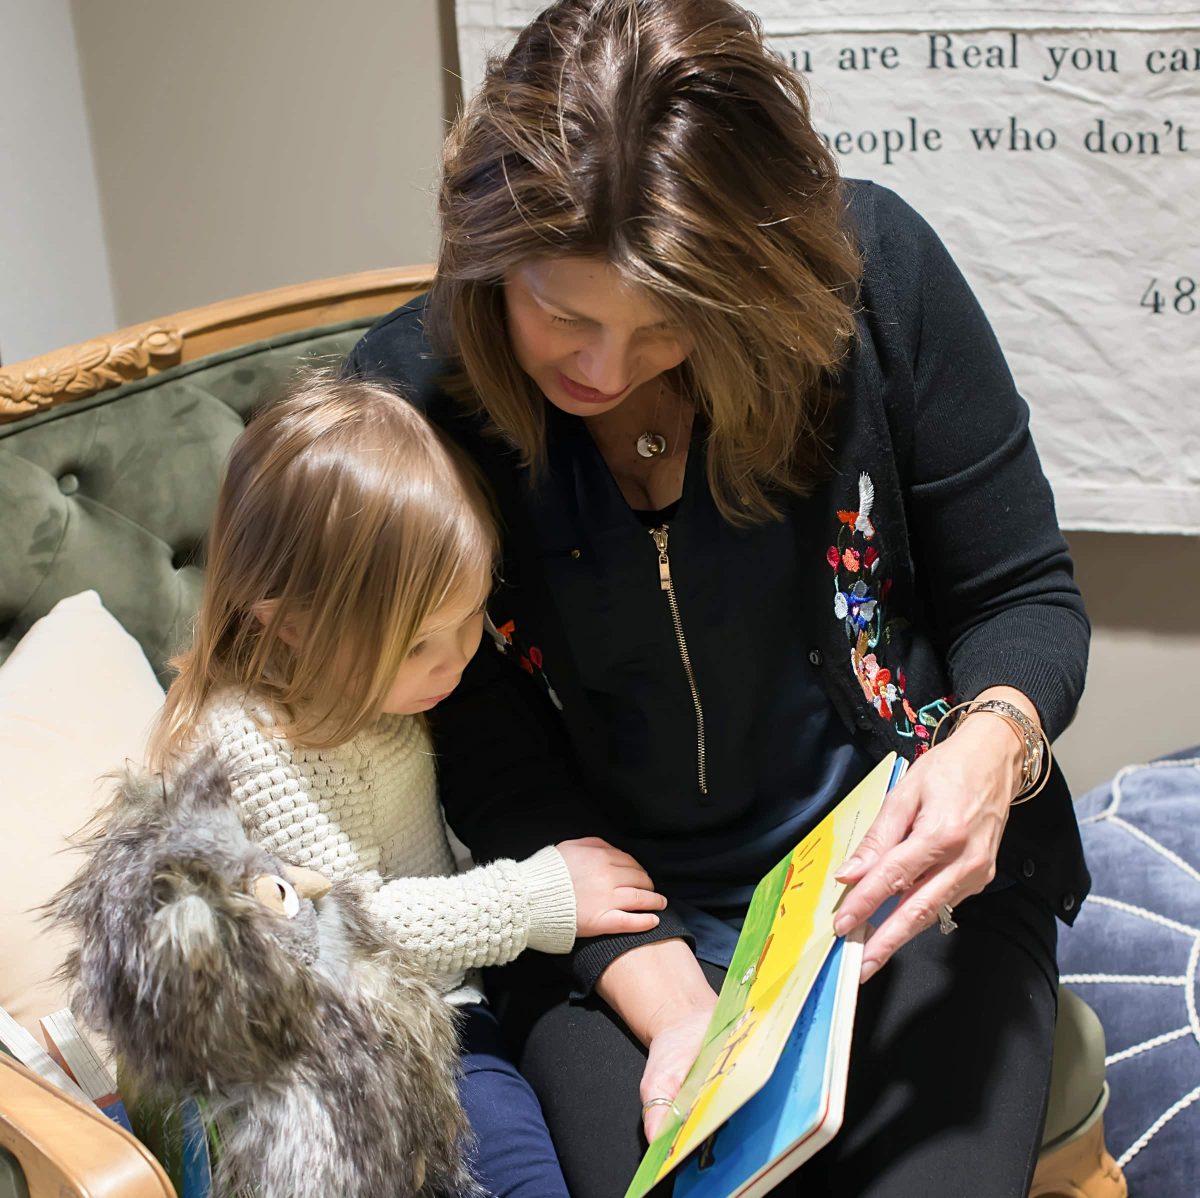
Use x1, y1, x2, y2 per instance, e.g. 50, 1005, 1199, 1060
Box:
636, 432, 668, 459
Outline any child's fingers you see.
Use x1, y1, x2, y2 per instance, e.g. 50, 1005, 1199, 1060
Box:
607, 848, 654, 874
596, 910, 661, 934
612, 865, 655, 892
613, 886, 668, 912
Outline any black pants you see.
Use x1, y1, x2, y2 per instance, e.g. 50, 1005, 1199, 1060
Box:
489, 883, 1058, 1198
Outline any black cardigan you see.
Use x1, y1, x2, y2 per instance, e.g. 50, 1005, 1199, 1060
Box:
347, 180, 1091, 992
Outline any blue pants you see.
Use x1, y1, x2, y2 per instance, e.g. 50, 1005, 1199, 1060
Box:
459, 1003, 570, 1198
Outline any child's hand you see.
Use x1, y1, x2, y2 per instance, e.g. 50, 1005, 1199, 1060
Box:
556, 837, 668, 937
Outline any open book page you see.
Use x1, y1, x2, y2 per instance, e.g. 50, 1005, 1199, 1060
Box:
673, 929, 865, 1198
626, 753, 895, 1198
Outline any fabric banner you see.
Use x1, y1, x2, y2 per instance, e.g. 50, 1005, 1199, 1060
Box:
456, 3, 1200, 534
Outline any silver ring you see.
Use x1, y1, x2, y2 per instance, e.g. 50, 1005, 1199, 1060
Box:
641, 1096, 682, 1117
937, 903, 958, 935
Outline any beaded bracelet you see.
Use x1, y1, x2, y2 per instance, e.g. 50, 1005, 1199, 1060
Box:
930, 698, 1053, 805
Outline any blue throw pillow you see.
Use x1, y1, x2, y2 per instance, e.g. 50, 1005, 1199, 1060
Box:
1058, 749, 1200, 1195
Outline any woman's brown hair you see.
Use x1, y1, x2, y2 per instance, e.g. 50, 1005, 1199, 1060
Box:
149, 371, 497, 768
429, 0, 862, 523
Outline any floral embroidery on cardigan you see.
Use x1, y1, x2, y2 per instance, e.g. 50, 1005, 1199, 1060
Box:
826, 472, 951, 754
484, 615, 563, 710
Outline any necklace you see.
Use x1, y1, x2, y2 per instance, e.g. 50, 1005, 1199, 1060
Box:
636, 431, 667, 459
635, 381, 678, 459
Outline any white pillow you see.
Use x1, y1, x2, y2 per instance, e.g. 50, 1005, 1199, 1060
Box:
0, 591, 165, 1036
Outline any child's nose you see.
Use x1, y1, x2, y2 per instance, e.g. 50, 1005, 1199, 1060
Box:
437, 641, 471, 677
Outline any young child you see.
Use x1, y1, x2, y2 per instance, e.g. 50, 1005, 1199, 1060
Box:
149, 371, 666, 1197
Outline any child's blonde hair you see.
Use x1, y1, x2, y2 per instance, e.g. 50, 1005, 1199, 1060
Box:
150, 370, 497, 767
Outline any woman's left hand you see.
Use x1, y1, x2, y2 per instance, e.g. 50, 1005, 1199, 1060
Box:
640, 1007, 714, 1141
832, 686, 1035, 982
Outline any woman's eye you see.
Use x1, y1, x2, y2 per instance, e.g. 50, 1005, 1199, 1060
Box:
550, 315, 579, 327
408, 641, 427, 659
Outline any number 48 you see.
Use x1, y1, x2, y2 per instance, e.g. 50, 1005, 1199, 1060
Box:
1141, 277, 1197, 314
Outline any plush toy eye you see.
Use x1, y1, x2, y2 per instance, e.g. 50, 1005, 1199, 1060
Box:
271, 875, 301, 918
252, 873, 301, 918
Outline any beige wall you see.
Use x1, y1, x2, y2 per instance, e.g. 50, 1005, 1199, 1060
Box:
70, 0, 455, 326
1055, 532, 1200, 794
64, 3, 1198, 794
0, 0, 115, 362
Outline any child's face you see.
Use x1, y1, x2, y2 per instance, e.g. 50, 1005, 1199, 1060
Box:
380, 587, 487, 715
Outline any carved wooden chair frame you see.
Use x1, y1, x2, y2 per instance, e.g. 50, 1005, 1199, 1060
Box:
0, 266, 436, 422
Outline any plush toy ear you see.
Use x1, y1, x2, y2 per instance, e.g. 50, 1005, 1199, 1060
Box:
173, 747, 234, 814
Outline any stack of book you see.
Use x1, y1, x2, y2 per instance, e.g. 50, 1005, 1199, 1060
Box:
0, 1003, 131, 1130
0, 1003, 214, 1197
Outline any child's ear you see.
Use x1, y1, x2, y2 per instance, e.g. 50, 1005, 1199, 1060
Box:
252, 601, 303, 649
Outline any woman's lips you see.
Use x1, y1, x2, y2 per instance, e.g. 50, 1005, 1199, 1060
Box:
557, 372, 626, 405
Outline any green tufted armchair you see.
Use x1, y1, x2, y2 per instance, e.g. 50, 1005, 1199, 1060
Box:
0, 268, 432, 1198
0, 271, 1122, 1198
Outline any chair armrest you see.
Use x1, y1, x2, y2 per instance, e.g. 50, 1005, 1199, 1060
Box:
0, 1055, 174, 1198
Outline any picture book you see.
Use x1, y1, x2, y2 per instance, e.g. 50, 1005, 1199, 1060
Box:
625, 753, 905, 1198
40, 1007, 133, 1132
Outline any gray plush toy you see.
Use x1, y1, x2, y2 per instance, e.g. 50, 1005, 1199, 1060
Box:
50, 749, 478, 1198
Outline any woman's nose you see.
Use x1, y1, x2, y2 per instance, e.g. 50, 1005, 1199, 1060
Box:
576, 333, 632, 395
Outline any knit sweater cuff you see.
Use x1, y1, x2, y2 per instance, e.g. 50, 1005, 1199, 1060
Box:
517, 846, 577, 955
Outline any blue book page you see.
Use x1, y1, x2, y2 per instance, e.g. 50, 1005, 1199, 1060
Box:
673, 938, 845, 1198
179, 1097, 214, 1198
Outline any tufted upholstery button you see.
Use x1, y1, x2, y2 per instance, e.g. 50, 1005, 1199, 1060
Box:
1062, 893, 1076, 913
808, 648, 823, 667
1022, 858, 1036, 879
58, 473, 79, 495
171, 546, 196, 570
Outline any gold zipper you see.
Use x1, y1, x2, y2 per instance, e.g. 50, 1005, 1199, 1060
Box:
650, 525, 708, 797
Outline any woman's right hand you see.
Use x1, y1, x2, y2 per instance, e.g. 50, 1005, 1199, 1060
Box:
557, 836, 667, 936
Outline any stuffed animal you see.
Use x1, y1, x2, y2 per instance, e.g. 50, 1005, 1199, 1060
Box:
50, 749, 478, 1198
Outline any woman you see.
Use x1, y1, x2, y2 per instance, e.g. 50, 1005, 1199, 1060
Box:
347, 1, 1090, 1194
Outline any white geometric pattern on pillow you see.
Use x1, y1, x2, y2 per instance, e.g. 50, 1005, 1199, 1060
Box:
1059, 756, 1200, 1192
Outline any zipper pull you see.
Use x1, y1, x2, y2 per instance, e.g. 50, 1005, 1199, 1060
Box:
650, 526, 671, 591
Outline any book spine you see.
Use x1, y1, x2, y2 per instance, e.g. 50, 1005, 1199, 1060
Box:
38, 1008, 118, 1104
0, 1005, 91, 1104
100, 1095, 135, 1133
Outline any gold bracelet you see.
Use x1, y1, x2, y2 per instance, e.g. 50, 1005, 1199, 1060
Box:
930, 699, 1053, 805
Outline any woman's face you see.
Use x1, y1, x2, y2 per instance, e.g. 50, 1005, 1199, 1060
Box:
503, 257, 693, 417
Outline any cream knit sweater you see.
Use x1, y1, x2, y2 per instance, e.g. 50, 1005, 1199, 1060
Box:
196, 692, 577, 1002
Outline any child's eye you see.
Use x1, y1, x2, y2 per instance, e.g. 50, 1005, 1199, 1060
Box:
407, 641, 427, 659
550, 315, 580, 327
